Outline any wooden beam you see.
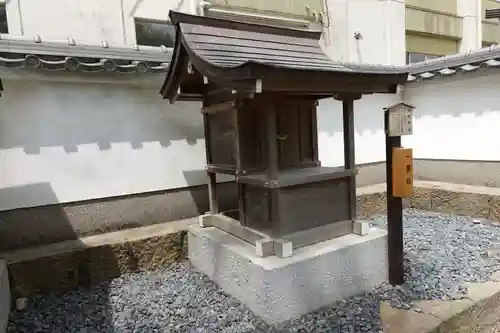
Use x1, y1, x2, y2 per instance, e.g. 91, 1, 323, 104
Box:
201, 87, 255, 107
334, 93, 362, 101
264, 78, 394, 94
201, 101, 236, 114
202, 89, 236, 106
203, 80, 256, 94
177, 93, 203, 102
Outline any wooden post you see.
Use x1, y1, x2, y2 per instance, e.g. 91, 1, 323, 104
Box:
202, 112, 219, 214
207, 173, 218, 214
385, 109, 404, 285
266, 105, 279, 181
266, 105, 280, 231
233, 105, 246, 225
342, 99, 356, 221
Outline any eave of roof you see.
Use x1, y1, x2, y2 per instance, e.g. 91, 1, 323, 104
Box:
161, 11, 409, 100
0, 34, 171, 75
406, 45, 500, 83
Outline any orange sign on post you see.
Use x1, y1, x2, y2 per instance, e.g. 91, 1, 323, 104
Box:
392, 148, 413, 198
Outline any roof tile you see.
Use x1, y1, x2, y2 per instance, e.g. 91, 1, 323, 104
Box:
0, 34, 171, 74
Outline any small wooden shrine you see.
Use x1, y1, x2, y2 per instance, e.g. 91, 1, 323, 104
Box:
161, 11, 409, 257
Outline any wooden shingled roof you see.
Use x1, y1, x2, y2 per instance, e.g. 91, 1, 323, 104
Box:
160, 11, 409, 102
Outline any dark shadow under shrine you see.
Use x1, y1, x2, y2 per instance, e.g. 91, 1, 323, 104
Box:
160, 11, 409, 258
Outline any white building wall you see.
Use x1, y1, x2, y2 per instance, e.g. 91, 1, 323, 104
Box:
403, 73, 500, 161
457, 0, 483, 52
0, 78, 209, 210
3, 0, 406, 65
322, 0, 406, 65
4, 0, 196, 45
318, 95, 399, 167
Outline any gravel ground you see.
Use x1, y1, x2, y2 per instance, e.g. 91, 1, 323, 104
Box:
8, 210, 500, 333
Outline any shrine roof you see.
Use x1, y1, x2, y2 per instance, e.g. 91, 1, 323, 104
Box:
160, 11, 409, 101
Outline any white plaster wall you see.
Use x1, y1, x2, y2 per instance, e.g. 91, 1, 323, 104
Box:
318, 94, 399, 167
318, 70, 500, 169
0, 76, 397, 211
5, 71, 500, 211
403, 73, 500, 161
320, 72, 500, 169
321, 0, 406, 65
0, 78, 211, 210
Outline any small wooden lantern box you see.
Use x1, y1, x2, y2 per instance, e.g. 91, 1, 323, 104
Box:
160, 11, 408, 252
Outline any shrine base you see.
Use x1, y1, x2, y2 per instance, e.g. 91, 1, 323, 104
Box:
188, 224, 388, 323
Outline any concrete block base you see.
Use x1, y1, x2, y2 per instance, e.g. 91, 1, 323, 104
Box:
188, 224, 389, 323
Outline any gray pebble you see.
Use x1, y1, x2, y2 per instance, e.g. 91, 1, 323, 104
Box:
8, 210, 500, 333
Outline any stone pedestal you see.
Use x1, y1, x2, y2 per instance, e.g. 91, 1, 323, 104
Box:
188, 224, 388, 323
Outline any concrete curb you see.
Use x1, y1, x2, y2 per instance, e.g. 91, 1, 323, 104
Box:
381, 278, 500, 333
1, 218, 194, 299
357, 181, 500, 222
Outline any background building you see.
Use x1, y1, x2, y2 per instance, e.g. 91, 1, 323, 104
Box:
483, 0, 500, 46
0, 0, 406, 65
0, 1, 498, 65
405, 0, 500, 63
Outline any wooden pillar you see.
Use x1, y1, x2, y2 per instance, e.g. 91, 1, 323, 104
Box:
233, 104, 246, 225
202, 112, 219, 214
335, 93, 361, 222
266, 105, 279, 180
311, 105, 319, 163
342, 99, 356, 221
265, 105, 280, 231
385, 109, 404, 285
207, 173, 218, 214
